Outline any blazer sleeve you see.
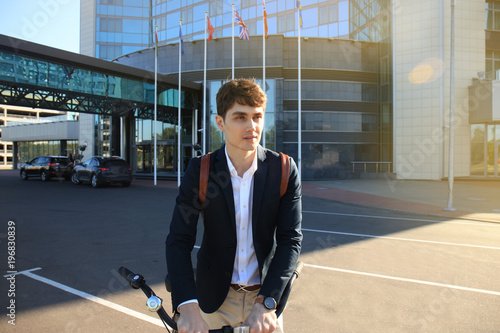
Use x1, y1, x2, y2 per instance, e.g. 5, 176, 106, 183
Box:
165, 157, 202, 310
259, 156, 303, 303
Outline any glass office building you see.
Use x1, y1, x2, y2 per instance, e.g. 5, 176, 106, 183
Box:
83, 0, 379, 179
80, 0, 500, 180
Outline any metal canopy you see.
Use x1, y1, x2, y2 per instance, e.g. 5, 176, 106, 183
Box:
0, 34, 200, 120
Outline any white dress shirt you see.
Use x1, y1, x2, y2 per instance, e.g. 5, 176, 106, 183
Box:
225, 147, 260, 286
178, 148, 261, 310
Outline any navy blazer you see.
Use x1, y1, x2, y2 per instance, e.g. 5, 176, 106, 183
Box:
165, 145, 302, 313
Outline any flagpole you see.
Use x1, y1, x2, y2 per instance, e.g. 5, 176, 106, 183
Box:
178, 18, 182, 187
232, 3, 235, 80
154, 25, 158, 186
445, 0, 456, 211
297, 6, 302, 179
203, 12, 208, 155
262, 1, 266, 149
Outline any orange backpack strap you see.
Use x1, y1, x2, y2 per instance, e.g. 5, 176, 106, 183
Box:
279, 152, 290, 198
199, 153, 211, 207
200, 152, 289, 205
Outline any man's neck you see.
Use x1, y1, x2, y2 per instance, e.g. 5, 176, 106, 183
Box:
226, 145, 256, 177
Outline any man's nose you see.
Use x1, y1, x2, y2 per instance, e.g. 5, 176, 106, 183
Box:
248, 119, 258, 131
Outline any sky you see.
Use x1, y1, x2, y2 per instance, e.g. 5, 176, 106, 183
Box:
0, 0, 80, 53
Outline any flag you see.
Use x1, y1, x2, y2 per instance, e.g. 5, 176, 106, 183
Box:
235, 10, 249, 40
179, 24, 185, 55
155, 26, 158, 56
207, 16, 214, 42
263, 1, 268, 38
296, 0, 303, 28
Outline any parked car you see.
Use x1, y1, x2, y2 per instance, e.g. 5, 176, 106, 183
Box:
71, 156, 133, 188
20, 155, 73, 181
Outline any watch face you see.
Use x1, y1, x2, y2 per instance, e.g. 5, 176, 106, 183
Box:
264, 297, 276, 310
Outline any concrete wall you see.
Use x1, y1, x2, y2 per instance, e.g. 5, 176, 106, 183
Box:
80, 0, 96, 57
393, 0, 485, 180
79, 113, 95, 159
2, 121, 79, 141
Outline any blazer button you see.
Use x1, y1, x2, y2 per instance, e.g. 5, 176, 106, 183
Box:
225, 271, 231, 277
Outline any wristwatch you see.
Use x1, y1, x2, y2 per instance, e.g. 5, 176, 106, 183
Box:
254, 296, 277, 310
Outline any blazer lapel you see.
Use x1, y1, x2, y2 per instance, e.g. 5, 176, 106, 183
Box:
252, 146, 267, 229
213, 147, 236, 229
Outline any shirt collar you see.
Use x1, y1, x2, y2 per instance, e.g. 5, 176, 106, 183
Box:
224, 146, 259, 178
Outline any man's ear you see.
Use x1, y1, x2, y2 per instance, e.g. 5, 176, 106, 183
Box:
215, 115, 225, 132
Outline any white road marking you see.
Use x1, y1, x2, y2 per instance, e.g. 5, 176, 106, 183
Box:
16, 269, 167, 328
304, 263, 500, 297
302, 228, 500, 250
3, 267, 42, 277
303, 210, 500, 227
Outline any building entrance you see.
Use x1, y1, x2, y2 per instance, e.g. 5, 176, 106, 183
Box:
471, 124, 500, 177
135, 142, 177, 174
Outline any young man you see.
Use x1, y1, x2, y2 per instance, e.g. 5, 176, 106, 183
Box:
165, 79, 302, 333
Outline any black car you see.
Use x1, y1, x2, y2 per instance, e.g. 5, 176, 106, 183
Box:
71, 156, 133, 188
20, 155, 73, 181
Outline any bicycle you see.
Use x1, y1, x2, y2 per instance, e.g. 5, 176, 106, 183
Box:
118, 261, 303, 333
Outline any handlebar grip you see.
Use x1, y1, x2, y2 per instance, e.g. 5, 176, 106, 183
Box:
294, 260, 304, 277
118, 266, 143, 289
118, 266, 134, 280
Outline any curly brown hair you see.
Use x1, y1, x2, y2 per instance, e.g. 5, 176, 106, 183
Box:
216, 79, 267, 119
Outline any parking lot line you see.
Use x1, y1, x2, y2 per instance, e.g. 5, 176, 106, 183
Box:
3, 267, 42, 277
303, 210, 500, 227
304, 263, 500, 297
17, 268, 167, 328
302, 228, 500, 250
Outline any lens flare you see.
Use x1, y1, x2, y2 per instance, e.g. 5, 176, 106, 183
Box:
408, 58, 445, 84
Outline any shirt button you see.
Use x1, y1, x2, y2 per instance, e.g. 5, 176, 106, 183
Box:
243, 205, 246, 208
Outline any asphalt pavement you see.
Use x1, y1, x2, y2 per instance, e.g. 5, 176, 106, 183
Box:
0, 169, 499, 332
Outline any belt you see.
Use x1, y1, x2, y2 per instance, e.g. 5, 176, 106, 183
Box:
230, 284, 261, 292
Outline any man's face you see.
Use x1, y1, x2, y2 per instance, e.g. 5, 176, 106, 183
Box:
215, 102, 264, 154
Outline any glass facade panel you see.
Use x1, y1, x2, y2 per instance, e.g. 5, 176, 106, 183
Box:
486, 3, 500, 31
96, 0, 351, 56
18, 140, 78, 162
284, 81, 378, 102
0, 51, 195, 110
470, 124, 500, 176
486, 50, 500, 80
471, 124, 486, 176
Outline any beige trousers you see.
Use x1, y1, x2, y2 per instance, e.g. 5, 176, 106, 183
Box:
201, 288, 284, 332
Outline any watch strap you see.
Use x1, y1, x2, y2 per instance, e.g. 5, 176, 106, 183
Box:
254, 296, 265, 304
254, 296, 277, 310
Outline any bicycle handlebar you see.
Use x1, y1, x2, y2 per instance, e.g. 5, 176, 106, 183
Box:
118, 266, 178, 330
118, 261, 304, 332
276, 260, 303, 317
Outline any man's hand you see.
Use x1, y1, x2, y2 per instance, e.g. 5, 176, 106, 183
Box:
176, 302, 210, 333
244, 302, 277, 333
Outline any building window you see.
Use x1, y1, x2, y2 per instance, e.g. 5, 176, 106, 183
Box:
486, 2, 500, 31
486, 50, 500, 80
100, 18, 123, 32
